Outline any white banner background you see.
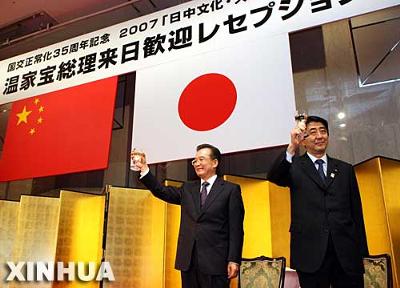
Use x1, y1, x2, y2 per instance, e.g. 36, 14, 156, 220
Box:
0, 0, 398, 105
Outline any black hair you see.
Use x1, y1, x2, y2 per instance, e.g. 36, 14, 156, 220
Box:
196, 144, 222, 164
306, 115, 329, 135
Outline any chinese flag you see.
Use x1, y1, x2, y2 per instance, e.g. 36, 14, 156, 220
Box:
0, 77, 118, 182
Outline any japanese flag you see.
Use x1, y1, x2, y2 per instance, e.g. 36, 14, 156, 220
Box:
132, 33, 296, 164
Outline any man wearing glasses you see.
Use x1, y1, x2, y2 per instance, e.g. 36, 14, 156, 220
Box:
132, 143, 244, 288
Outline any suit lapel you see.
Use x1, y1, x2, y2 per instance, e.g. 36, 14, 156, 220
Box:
326, 156, 339, 189
190, 181, 201, 214
300, 154, 326, 189
201, 177, 224, 213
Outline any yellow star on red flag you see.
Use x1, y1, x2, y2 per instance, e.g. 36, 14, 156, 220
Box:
16, 106, 32, 125
15, 98, 45, 135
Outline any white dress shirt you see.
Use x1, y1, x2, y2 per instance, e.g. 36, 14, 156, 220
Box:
286, 151, 328, 176
200, 175, 217, 195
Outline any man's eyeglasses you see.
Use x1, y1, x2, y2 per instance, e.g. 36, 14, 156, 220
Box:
191, 157, 212, 166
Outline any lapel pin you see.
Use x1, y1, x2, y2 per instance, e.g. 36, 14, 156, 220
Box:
330, 173, 335, 178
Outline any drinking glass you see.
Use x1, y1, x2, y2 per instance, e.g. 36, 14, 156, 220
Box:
130, 148, 145, 171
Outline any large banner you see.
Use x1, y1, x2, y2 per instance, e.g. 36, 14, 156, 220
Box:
0, 0, 398, 105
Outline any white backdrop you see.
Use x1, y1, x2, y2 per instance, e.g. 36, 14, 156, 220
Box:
0, 0, 398, 104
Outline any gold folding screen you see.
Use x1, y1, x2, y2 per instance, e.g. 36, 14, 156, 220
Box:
224, 176, 291, 262
225, 176, 272, 257
0, 192, 104, 288
10, 196, 61, 288
54, 191, 105, 288
163, 180, 182, 288
379, 158, 400, 287
104, 187, 166, 288
0, 201, 20, 288
355, 157, 400, 287
2, 162, 398, 287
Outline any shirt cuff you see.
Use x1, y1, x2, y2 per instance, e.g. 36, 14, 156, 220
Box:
139, 168, 150, 179
286, 150, 294, 163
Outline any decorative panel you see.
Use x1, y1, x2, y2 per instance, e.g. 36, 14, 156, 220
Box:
104, 187, 165, 288
54, 190, 105, 288
0, 201, 19, 288
10, 196, 60, 288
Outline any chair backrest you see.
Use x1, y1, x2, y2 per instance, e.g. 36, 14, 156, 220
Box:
363, 254, 392, 288
239, 256, 286, 288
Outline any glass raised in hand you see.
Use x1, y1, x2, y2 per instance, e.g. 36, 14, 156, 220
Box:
130, 148, 145, 171
294, 111, 308, 139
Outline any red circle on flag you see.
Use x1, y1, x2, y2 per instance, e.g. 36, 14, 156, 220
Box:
178, 73, 237, 131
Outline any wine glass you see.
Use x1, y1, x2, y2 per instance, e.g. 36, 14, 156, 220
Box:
130, 148, 145, 171
294, 110, 308, 139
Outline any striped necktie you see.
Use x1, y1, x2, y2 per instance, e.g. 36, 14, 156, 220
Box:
200, 182, 209, 207
315, 159, 326, 182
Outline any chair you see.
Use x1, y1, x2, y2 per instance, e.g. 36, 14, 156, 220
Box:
363, 254, 392, 288
239, 256, 286, 288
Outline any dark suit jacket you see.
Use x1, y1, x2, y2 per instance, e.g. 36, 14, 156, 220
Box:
140, 171, 245, 275
268, 152, 368, 274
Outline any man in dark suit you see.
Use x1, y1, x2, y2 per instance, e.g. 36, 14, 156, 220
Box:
132, 144, 244, 288
268, 116, 368, 287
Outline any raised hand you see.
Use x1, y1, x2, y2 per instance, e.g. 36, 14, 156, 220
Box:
130, 149, 148, 172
